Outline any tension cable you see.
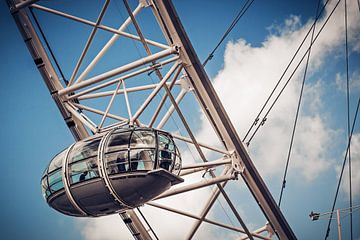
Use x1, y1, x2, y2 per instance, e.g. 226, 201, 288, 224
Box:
202, 0, 255, 67
277, 0, 321, 207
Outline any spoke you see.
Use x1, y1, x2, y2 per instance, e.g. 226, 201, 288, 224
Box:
157, 88, 187, 129
67, 0, 110, 86
122, 80, 133, 120
72, 102, 128, 122
77, 80, 181, 100
149, 68, 183, 127
172, 133, 229, 155
147, 202, 271, 240
98, 80, 123, 130
130, 61, 181, 124
155, 173, 235, 200
181, 157, 231, 170
66, 56, 180, 100
75, 2, 143, 83
58, 47, 178, 96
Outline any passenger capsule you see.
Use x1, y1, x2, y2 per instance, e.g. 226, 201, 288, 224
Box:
41, 127, 183, 217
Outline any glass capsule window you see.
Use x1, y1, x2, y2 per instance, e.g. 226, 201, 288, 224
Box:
129, 149, 155, 171
42, 127, 182, 200
106, 150, 129, 174
104, 129, 157, 174
130, 131, 156, 148
68, 137, 101, 184
48, 169, 63, 193
173, 147, 182, 175
41, 176, 51, 199
42, 149, 67, 198
158, 133, 176, 171
48, 149, 66, 173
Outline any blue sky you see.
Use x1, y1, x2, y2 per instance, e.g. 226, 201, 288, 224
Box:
0, 0, 359, 239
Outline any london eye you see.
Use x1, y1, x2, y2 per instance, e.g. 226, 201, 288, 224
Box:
2, 0, 360, 239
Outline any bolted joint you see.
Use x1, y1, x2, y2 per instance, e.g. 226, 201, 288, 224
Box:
230, 151, 245, 174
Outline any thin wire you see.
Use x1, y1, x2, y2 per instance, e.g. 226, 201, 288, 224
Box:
243, 0, 332, 143
137, 208, 159, 240
202, 0, 255, 67
324, 97, 360, 240
278, 0, 321, 207
344, 0, 353, 238
246, 0, 342, 145
217, 193, 242, 237
29, 7, 68, 85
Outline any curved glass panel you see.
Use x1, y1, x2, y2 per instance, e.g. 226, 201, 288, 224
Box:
106, 130, 131, 153
48, 149, 67, 173
68, 138, 101, 164
69, 156, 98, 184
173, 147, 182, 175
106, 150, 129, 174
41, 177, 51, 199
130, 131, 155, 148
48, 169, 64, 193
129, 149, 155, 171
158, 133, 175, 171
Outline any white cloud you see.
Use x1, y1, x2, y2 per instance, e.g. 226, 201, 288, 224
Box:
337, 134, 360, 198
335, 70, 360, 93
77, 215, 132, 240
197, 0, 360, 183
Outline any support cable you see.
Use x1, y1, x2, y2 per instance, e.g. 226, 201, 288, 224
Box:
245, 0, 341, 145
278, 0, 321, 207
344, 0, 353, 238
243, 0, 332, 143
29, 8, 68, 85
324, 97, 360, 240
136, 208, 159, 240
202, 0, 255, 67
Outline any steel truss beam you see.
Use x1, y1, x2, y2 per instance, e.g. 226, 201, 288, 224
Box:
147, 202, 271, 240
8, 0, 296, 239
150, 0, 296, 239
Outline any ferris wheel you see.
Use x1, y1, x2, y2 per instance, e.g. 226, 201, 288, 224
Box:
7, 0, 359, 239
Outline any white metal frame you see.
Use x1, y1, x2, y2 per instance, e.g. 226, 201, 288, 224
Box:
8, 0, 296, 239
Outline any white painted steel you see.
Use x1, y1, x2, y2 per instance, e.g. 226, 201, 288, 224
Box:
61, 143, 88, 216
130, 61, 180, 123
171, 133, 229, 155
67, 56, 180, 100
64, 103, 98, 133
75, 2, 143, 83
32, 4, 169, 50
77, 80, 182, 100
155, 173, 235, 200
122, 80, 133, 120
180, 158, 231, 170
67, 0, 110, 86
98, 80, 123, 129
72, 103, 128, 122
147, 202, 271, 240
59, 46, 178, 96
157, 88, 186, 129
